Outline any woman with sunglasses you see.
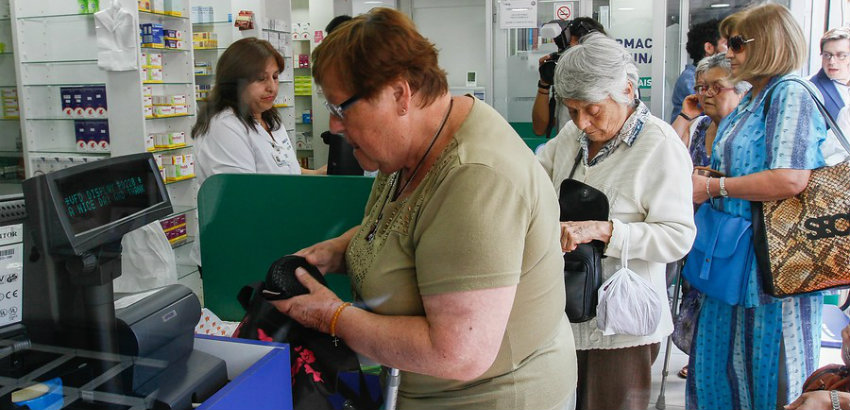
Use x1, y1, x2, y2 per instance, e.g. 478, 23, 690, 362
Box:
269, 8, 576, 410
687, 4, 832, 409
669, 52, 749, 381
190, 38, 326, 269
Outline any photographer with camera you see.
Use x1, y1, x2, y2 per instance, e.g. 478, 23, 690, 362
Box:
532, 17, 605, 137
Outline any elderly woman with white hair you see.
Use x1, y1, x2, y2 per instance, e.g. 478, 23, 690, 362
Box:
537, 33, 696, 410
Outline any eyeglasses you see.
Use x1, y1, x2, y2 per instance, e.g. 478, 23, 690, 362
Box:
323, 94, 361, 119
727, 35, 755, 53
821, 52, 850, 61
695, 83, 736, 97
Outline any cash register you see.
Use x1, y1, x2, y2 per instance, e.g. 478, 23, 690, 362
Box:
0, 153, 227, 409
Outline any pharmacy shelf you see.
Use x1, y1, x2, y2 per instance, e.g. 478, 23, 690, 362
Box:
163, 206, 197, 221
150, 145, 193, 154
144, 114, 195, 120
139, 10, 189, 20
192, 20, 233, 26
164, 175, 195, 185
29, 149, 110, 155
16, 12, 93, 20
141, 47, 191, 54
20, 59, 97, 64
22, 82, 105, 87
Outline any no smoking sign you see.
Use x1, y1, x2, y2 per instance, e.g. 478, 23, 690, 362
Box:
556, 5, 571, 20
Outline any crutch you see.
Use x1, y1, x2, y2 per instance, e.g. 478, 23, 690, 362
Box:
656, 261, 684, 410
384, 367, 400, 410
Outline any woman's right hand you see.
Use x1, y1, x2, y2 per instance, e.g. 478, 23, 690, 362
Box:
295, 236, 348, 274
682, 94, 702, 119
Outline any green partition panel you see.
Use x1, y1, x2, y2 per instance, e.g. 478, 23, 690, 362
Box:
509, 122, 537, 139
198, 174, 374, 320
523, 137, 548, 153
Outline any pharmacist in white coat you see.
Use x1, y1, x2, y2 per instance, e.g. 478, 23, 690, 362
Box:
191, 38, 325, 267
535, 33, 695, 410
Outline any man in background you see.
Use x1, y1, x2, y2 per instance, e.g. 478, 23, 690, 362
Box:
532, 17, 605, 137
811, 27, 850, 121
670, 19, 723, 123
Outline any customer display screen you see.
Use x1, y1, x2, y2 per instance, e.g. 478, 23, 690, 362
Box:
53, 159, 166, 235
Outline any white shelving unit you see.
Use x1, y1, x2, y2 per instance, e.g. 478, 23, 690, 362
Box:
10, 0, 202, 290
10, 1, 108, 174
104, 0, 200, 285
191, 0, 296, 151
0, 0, 22, 183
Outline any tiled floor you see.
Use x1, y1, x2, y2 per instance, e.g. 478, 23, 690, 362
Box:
648, 341, 688, 410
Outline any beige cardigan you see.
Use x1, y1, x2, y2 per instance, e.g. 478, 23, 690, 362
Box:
537, 115, 697, 350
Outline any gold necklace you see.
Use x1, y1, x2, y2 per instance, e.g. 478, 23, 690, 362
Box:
365, 99, 454, 242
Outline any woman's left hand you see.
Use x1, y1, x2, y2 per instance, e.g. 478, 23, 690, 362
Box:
785, 390, 837, 410
270, 268, 343, 334
560, 220, 613, 252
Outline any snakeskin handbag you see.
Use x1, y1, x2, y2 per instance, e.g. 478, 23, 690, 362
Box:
752, 78, 850, 297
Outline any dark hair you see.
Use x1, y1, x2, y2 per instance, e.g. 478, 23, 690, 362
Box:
568, 17, 606, 39
325, 15, 352, 34
191, 38, 285, 138
686, 19, 720, 63
312, 8, 448, 108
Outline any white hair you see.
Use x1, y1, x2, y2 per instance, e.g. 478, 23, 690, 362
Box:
553, 32, 639, 106
695, 53, 752, 95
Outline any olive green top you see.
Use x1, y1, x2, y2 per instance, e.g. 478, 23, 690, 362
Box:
346, 97, 576, 410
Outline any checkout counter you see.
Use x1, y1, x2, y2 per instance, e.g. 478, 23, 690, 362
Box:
0, 153, 375, 409
0, 153, 289, 409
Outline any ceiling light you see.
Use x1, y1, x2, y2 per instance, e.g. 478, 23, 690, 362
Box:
511, 8, 529, 11
618, 7, 635, 11
710, 3, 731, 8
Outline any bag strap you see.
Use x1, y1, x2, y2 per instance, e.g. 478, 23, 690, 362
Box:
567, 148, 583, 179
237, 281, 264, 311
620, 223, 630, 270
763, 77, 850, 154
546, 93, 557, 138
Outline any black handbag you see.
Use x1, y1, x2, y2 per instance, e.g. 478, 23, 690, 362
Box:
233, 256, 380, 410
559, 150, 609, 323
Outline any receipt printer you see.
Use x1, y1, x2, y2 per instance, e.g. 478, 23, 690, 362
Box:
115, 284, 227, 409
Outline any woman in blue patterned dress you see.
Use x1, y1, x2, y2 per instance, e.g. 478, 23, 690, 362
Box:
687, 4, 830, 409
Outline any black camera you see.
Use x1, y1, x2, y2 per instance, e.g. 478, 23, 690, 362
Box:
539, 51, 561, 86
538, 19, 600, 86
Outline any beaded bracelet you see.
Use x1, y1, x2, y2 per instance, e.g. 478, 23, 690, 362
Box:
330, 302, 352, 346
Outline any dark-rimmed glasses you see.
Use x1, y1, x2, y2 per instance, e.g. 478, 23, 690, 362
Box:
323, 94, 361, 119
727, 35, 754, 53
821, 52, 850, 61
695, 83, 736, 97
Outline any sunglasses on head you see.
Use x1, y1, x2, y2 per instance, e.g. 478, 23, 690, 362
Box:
727, 35, 754, 53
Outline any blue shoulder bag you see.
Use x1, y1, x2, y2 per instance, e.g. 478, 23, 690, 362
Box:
682, 204, 755, 306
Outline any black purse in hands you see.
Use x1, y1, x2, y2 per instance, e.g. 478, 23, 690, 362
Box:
560, 150, 609, 323
233, 255, 379, 410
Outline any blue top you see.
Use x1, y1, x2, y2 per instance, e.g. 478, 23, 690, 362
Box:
670, 64, 696, 122
710, 74, 828, 306
688, 115, 712, 167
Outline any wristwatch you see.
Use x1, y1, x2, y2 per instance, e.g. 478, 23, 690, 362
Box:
719, 177, 728, 197
831, 390, 841, 410
538, 80, 551, 90
678, 112, 693, 121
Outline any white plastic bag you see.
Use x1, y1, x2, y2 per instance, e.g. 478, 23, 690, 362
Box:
115, 221, 178, 293
596, 226, 664, 336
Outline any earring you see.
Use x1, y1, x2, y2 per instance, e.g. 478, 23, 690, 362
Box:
400, 108, 407, 115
